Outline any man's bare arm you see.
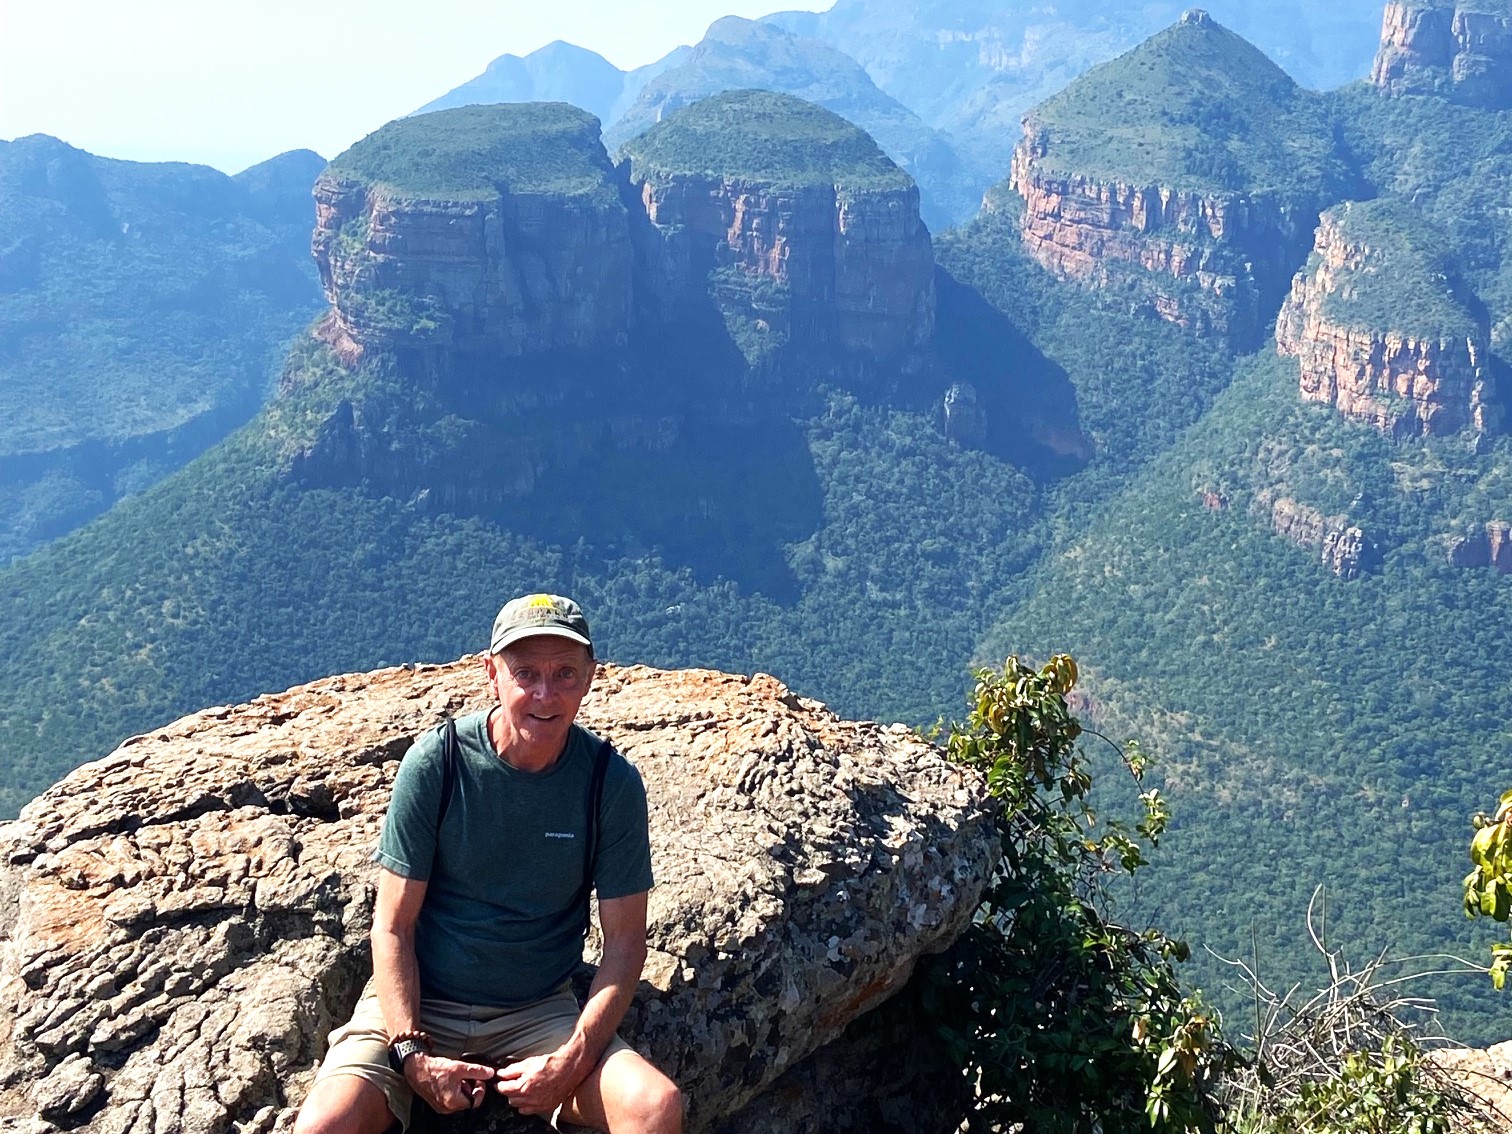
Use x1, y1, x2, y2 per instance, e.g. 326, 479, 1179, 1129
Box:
494, 891, 650, 1115
372, 867, 495, 1112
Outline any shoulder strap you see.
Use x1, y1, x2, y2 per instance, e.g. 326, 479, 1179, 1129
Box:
575, 737, 614, 937
436, 716, 459, 830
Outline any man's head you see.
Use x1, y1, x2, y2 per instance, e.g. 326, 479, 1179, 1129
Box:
484, 594, 596, 767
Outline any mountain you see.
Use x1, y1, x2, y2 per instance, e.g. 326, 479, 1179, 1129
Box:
0, 138, 325, 561
604, 17, 987, 228
13, 5, 1512, 1048
0, 99, 1079, 825
1000, 9, 1354, 346
765, 0, 1390, 182
414, 40, 689, 127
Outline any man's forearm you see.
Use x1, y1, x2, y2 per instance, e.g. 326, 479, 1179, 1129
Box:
372, 926, 424, 1037
561, 937, 647, 1075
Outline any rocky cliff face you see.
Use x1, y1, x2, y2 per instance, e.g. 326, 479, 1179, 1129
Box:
0, 658, 994, 1134
1447, 521, 1512, 571
1275, 209, 1501, 439
1261, 494, 1375, 579
310, 172, 634, 364
1004, 124, 1315, 343
631, 171, 935, 366
1372, 1, 1512, 109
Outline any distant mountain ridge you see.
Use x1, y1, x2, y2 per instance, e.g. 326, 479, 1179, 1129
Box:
0, 137, 325, 560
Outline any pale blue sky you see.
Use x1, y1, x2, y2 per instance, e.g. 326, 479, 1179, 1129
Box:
0, 0, 828, 174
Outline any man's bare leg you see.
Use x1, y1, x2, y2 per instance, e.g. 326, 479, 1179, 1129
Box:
560, 1049, 682, 1134
294, 1074, 399, 1134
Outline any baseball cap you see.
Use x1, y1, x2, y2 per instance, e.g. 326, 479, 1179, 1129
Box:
490, 593, 593, 655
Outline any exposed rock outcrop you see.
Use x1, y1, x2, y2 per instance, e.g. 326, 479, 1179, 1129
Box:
1276, 204, 1501, 439
621, 91, 934, 377
310, 104, 635, 363
1447, 521, 1512, 571
1006, 124, 1329, 343
0, 659, 994, 1134
1372, 1, 1512, 109
942, 383, 988, 447
1262, 494, 1376, 579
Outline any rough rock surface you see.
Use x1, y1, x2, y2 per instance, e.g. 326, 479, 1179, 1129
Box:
1261, 494, 1375, 579
1276, 210, 1501, 439
1372, 1, 1512, 109
1431, 1039, 1512, 1125
1003, 123, 1316, 343
1447, 521, 1512, 571
0, 660, 994, 1134
311, 173, 634, 363
631, 172, 935, 367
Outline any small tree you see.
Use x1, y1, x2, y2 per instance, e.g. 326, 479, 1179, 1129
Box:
924, 655, 1233, 1134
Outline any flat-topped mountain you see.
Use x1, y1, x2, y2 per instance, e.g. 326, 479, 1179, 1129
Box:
1002, 9, 1350, 344
620, 90, 935, 373
1372, 0, 1512, 108
312, 103, 633, 363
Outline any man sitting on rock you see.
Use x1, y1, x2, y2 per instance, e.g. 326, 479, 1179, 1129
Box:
296, 594, 682, 1134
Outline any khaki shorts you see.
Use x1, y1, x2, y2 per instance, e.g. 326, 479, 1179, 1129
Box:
314, 979, 631, 1129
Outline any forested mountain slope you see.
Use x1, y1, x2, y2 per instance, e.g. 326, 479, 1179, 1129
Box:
0, 139, 325, 560
967, 10, 1512, 1042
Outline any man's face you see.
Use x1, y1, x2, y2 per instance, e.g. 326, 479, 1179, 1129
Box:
485, 636, 595, 760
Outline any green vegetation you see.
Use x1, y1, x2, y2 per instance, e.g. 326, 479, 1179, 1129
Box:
1464, 789, 1512, 988
618, 90, 912, 192
1313, 199, 1480, 340
1027, 16, 1346, 198
327, 103, 619, 203
931, 656, 1231, 1133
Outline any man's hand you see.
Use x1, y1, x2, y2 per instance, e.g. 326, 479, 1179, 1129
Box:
493, 1048, 589, 1117
404, 1053, 496, 1114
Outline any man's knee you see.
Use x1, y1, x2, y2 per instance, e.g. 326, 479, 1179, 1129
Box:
294, 1074, 397, 1134
617, 1066, 683, 1134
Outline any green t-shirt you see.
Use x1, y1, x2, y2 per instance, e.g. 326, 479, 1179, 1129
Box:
374, 712, 654, 1006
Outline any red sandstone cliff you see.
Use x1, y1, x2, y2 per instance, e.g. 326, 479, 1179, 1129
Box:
1002, 123, 1319, 342
632, 172, 935, 365
1275, 208, 1501, 439
1372, 1, 1512, 109
310, 175, 635, 363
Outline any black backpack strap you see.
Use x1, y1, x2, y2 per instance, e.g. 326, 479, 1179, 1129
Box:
436, 716, 459, 830
575, 737, 614, 937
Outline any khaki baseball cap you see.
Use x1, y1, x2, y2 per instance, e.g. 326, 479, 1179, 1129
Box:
490, 593, 593, 654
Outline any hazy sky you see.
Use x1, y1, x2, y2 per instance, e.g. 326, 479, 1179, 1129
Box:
0, 0, 829, 174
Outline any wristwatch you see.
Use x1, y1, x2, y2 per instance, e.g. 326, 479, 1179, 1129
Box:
388, 1037, 430, 1073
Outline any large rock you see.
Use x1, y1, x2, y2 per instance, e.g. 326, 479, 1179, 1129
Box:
1372, 1, 1512, 109
0, 659, 994, 1133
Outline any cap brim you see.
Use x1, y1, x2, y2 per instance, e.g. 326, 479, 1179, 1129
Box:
490, 626, 593, 654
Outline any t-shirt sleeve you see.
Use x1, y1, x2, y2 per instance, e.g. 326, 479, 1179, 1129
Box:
374, 728, 445, 880
593, 754, 654, 900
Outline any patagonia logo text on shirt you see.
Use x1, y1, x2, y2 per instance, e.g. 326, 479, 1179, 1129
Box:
544, 831, 576, 840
